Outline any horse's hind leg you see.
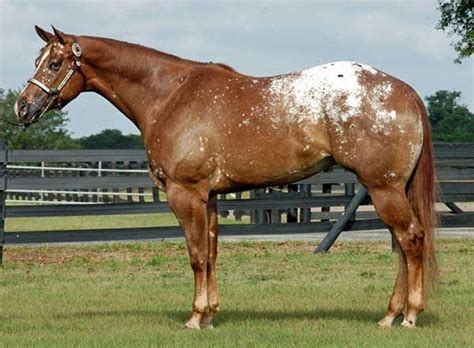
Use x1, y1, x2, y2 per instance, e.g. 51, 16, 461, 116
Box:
378, 232, 408, 327
369, 187, 425, 328
200, 196, 219, 329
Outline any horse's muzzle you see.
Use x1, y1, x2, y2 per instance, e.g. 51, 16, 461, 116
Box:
14, 96, 50, 125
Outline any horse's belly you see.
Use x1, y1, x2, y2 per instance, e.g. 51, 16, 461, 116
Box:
216, 147, 333, 192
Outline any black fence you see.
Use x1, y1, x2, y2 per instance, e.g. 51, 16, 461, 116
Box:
0, 143, 473, 253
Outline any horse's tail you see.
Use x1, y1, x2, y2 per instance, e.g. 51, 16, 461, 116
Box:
406, 97, 439, 301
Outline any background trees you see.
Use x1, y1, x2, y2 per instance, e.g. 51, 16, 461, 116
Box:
425, 90, 474, 142
1, 89, 143, 149
436, 0, 473, 63
78, 129, 143, 149
0, 89, 79, 149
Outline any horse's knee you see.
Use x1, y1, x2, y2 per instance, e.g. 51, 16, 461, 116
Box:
188, 248, 207, 272
190, 256, 207, 272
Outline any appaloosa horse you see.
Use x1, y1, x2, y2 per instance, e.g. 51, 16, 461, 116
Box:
15, 26, 438, 329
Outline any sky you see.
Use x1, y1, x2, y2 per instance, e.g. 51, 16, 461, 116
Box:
1, 0, 472, 137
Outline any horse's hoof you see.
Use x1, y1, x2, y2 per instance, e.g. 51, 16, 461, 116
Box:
377, 318, 393, 328
200, 316, 214, 329
184, 319, 201, 330
401, 319, 416, 328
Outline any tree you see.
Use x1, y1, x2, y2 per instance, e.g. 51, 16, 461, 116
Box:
0, 89, 80, 149
425, 90, 474, 142
436, 0, 474, 63
78, 129, 144, 149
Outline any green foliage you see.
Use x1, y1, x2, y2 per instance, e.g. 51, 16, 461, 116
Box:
436, 0, 474, 63
425, 90, 474, 142
0, 88, 80, 149
78, 128, 144, 149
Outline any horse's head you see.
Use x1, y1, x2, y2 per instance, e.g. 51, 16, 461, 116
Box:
15, 26, 86, 126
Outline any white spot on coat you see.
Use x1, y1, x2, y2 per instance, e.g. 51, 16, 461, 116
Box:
268, 61, 381, 124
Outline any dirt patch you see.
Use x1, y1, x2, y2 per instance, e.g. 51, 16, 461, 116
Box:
4, 240, 397, 265
5, 246, 156, 265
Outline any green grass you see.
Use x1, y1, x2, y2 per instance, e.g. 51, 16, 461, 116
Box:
5, 213, 249, 232
1, 239, 473, 347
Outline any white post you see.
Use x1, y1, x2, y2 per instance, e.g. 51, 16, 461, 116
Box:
40, 161, 45, 204
98, 161, 102, 203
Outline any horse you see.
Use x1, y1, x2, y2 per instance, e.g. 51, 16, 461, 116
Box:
15, 26, 438, 330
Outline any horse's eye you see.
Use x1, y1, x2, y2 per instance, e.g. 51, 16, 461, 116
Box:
50, 61, 61, 71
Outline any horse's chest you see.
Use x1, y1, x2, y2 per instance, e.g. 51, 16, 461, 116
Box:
146, 147, 168, 190
148, 163, 167, 191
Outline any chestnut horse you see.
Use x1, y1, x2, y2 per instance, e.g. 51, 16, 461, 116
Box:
15, 26, 438, 329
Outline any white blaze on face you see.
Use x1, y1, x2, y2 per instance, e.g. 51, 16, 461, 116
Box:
14, 45, 53, 116
34, 46, 51, 74
13, 97, 19, 116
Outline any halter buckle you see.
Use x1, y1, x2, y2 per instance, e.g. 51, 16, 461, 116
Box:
72, 43, 82, 58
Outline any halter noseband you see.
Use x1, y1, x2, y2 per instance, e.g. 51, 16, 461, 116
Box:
26, 42, 83, 121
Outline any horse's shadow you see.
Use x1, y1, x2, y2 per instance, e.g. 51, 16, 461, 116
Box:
168, 308, 379, 324
58, 307, 439, 326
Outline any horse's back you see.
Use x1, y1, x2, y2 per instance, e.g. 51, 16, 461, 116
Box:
164, 61, 425, 192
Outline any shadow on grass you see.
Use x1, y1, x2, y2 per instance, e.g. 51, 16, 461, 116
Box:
54, 308, 439, 327
171, 308, 380, 325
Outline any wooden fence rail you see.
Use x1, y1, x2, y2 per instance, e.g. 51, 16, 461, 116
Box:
1, 143, 473, 261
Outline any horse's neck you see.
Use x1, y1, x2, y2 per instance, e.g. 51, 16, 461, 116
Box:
79, 37, 192, 130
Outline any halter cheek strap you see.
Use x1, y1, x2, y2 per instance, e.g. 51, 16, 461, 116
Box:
26, 42, 83, 121
28, 42, 82, 96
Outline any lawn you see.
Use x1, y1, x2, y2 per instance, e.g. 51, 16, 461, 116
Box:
5, 213, 249, 232
1, 239, 473, 347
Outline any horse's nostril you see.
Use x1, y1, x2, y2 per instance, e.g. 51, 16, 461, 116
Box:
19, 100, 29, 118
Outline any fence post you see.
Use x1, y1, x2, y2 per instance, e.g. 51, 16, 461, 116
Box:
344, 183, 356, 221
234, 192, 243, 222
152, 187, 160, 202
300, 184, 311, 223
287, 184, 298, 223
219, 194, 229, 218
268, 187, 281, 224
321, 183, 332, 222
250, 190, 256, 223
251, 189, 266, 224
315, 186, 368, 253
0, 142, 7, 264
112, 188, 119, 203
40, 161, 45, 203
138, 187, 145, 203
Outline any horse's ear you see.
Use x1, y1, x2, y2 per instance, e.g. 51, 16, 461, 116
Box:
35, 25, 54, 43
51, 25, 67, 44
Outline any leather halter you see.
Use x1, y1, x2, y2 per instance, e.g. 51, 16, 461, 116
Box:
26, 42, 83, 121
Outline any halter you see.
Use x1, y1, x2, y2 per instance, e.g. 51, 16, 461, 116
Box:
26, 42, 83, 121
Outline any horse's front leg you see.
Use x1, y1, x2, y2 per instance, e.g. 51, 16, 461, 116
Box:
201, 195, 219, 329
166, 182, 209, 330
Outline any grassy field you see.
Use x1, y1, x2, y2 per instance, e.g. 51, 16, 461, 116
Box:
5, 213, 249, 232
1, 239, 473, 347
